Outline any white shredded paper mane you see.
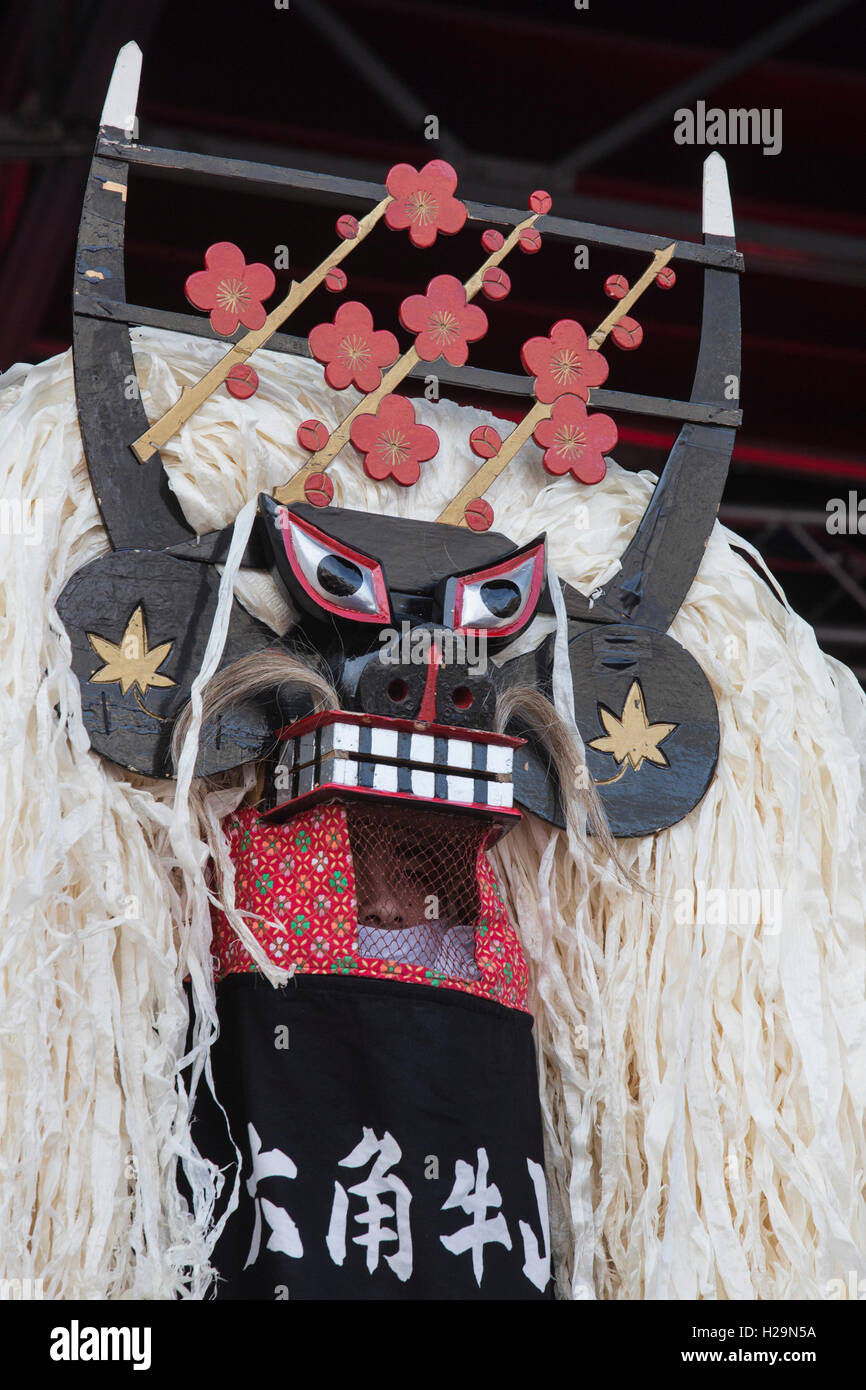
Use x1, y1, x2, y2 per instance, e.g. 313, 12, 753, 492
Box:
1, 327, 864, 1299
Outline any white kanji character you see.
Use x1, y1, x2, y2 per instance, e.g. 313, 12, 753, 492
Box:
440, 1147, 512, 1285
518, 1158, 552, 1292
325, 1128, 413, 1282
244, 1123, 303, 1268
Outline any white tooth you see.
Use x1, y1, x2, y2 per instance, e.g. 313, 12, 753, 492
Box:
410, 733, 434, 764
446, 775, 475, 804
447, 738, 473, 769
486, 781, 513, 808
411, 769, 435, 799
370, 727, 399, 759
333, 722, 360, 752
485, 745, 512, 776
331, 759, 359, 787
298, 731, 317, 766
372, 762, 399, 792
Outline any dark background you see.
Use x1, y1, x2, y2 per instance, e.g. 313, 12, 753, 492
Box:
1, 0, 864, 672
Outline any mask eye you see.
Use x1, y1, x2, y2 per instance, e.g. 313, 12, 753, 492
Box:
279, 510, 392, 623
444, 539, 546, 641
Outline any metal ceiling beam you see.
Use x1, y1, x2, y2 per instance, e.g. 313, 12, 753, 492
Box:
813, 626, 866, 644
720, 505, 831, 526
789, 522, 866, 616
551, 0, 857, 182
291, 0, 467, 161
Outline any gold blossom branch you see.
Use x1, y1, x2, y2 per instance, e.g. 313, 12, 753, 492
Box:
588, 243, 676, 349
273, 210, 543, 506
130, 196, 392, 463
436, 243, 676, 527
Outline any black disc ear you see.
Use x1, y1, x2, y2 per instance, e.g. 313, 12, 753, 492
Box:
494, 625, 719, 837
569, 624, 719, 837
57, 550, 281, 778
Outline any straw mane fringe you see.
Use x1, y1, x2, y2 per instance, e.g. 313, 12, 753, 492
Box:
1, 328, 864, 1299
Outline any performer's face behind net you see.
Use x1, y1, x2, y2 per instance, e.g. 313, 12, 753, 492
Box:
346, 801, 486, 980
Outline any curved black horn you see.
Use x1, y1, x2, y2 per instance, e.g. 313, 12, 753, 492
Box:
594, 154, 741, 633
72, 43, 195, 552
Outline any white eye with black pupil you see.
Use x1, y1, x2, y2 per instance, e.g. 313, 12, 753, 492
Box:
317, 554, 363, 598
458, 552, 540, 631
281, 510, 391, 622
446, 538, 546, 640
480, 578, 521, 618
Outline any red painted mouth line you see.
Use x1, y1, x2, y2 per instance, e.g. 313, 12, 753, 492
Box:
275, 707, 524, 749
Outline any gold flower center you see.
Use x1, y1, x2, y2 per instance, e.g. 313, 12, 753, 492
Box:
550, 348, 583, 385
377, 428, 410, 466
553, 424, 587, 459
339, 334, 371, 367
427, 309, 459, 345
215, 277, 251, 314
406, 190, 438, 226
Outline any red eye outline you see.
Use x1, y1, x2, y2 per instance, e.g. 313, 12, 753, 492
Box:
278, 508, 392, 624
446, 539, 546, 641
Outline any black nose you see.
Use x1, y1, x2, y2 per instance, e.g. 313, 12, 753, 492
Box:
354, 627, 496, 730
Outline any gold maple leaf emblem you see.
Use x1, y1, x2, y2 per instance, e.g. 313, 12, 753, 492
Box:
589, 680, 676, 779
87, 606, 176, 697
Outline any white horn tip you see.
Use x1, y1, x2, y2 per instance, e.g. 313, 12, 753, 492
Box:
702, 153, 735, 239
100, 42, 143, 138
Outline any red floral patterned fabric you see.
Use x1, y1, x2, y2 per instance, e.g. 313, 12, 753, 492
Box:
211, 803, 530, 1012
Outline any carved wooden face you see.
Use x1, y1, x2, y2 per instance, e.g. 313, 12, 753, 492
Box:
258, 497, 548, 829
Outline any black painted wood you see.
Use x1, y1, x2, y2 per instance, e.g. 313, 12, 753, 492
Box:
72, 146, 194, 551
491, 642, 564, 829
559, 579, 627, 626
73, 294, 743, 426
595, 232, 741, 632
57, 550, 280, 778
510, 733, 564, 828
96, 136, 743, 271
167, 515, 270, 569
261, 497, 515, 594
496, 624, 719, 838
569, 624, 720, 838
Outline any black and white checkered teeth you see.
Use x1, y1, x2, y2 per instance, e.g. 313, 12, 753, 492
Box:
264, 711, 522, 820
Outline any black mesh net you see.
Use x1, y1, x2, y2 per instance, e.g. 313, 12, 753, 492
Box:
345, 801, 486, 981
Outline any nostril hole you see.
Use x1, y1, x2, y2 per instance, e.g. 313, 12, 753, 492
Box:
387, 678, 409, 704
452, 685, 473, 710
